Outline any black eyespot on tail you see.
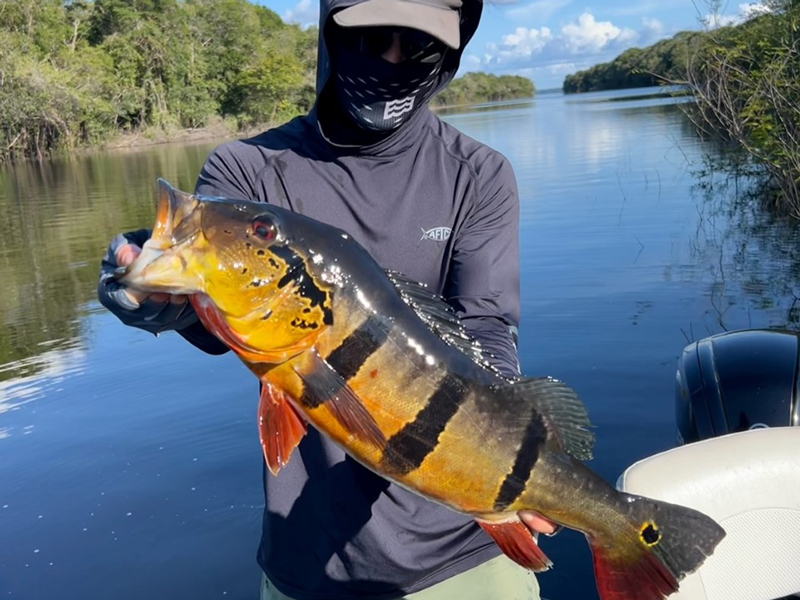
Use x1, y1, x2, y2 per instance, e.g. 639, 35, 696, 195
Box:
641, 522, 661, 546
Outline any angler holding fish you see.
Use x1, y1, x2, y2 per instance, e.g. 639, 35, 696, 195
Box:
99, 1, 724, 599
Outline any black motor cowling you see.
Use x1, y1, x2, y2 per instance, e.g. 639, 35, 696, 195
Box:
676, 329, 800, 445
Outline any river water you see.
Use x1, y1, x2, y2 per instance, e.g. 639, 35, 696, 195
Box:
1, 88, 798, 600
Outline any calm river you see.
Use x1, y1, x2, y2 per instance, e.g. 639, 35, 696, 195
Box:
1, 88, 798, 600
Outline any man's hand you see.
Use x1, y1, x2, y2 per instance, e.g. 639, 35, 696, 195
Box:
114, 242, 180, 306
97, 231, 197, 334
519, 511, 560, 536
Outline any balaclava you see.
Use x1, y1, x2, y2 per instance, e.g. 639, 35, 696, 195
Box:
327, 25, 447, 132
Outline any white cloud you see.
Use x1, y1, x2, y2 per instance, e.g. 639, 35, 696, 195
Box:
283, 0, 319, 28
702, 1, 773, 29
483, 12, 641, 69
739, 2, 773, 17
462, 54, 483, 71
560, 13, 637, 54
640, 17, 665, 46
466, 11, 673, 88
702, 12, 742, 28
489, 26, 554, 61
506, 0, 573, 23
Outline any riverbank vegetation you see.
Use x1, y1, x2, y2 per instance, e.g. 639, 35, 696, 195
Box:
432, 73, 535, 107
0, 0, 316, 162
562, 31, 702, 94
563, 0, 800, 216
0, 1, 535, 163
678, 0, 800, 215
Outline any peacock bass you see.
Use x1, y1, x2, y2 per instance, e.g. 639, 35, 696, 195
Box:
116, 180, 725, 600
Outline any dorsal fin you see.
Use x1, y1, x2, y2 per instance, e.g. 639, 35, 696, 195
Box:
496, 377, 595, 461
385, 270, 502, 375
386, 271, 594, 461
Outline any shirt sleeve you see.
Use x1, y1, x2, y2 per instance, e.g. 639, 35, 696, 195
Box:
195, 141, 259, 200
175, 142, 262, 355
444, 155, 521, 379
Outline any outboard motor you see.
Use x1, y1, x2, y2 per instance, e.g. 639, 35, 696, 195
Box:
676, 329, 800, 445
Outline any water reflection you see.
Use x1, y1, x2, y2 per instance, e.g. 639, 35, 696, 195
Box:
0, 91, 798, 600
0, 141, 219, 384
678, 172, 800, 336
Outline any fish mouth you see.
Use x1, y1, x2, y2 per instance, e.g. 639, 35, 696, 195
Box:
115, 179, 205, 295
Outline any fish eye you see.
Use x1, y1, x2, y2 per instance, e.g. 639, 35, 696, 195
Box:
252, 219, 276, 241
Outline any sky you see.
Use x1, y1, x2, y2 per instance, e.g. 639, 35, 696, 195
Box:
260, 0, 772, 89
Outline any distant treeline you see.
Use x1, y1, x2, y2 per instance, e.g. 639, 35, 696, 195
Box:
432, 72, 535, 107
0, 1, 536, 162
0, 0, 318, 162
561, 0, 800, 216
562, 31, 703, 94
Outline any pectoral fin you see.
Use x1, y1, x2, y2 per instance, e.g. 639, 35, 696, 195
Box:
295, 351, 386, 450
258, 381, 307, 475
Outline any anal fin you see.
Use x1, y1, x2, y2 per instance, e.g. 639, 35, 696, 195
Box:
477, 518, 554, 572
295, 351, 386, 450
258, 381, 307, 475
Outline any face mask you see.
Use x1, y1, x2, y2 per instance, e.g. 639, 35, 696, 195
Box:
332, 45, 444, 132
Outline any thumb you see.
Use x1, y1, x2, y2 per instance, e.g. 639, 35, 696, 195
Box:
115, 243, 142, 267
113, 243, 150, 305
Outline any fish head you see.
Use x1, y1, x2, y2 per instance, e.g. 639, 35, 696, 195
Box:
118, 179, 334, 359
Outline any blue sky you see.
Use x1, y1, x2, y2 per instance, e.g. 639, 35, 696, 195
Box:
260, 0, 770, 89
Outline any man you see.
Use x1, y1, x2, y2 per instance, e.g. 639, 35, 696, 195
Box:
99, 1, 556, 598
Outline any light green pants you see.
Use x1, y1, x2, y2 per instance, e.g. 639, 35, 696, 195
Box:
260, 555, 541, 600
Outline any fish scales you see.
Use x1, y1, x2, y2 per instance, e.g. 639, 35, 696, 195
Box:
117, 181, 727, 600
247, 249, 544, 513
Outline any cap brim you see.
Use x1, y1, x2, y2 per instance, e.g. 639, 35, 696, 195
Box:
333, 1, 460, 50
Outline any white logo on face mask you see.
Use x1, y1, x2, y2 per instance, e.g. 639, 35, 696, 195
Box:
420, 227, 452, 241
383, 96, 416, 120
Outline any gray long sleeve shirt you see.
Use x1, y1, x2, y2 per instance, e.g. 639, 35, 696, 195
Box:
185, 1, 523, 597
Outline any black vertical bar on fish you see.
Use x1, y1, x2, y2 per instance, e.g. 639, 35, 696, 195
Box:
381, 373, 470, 475
300, 316, 389, 408
492, 411, 547, 511
326, 317, 389, 380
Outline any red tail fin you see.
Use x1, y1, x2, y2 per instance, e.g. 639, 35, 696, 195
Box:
588, 493, 725, 600
590, 540, 678, 600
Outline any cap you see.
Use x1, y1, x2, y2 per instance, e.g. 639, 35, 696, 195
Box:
332, 0, 462, 50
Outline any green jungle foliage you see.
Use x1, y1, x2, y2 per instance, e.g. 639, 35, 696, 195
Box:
680, 0, 800, 215
0, 0, 317, 162
562, 31, 704, 94
433, 72, 535, 106
0, 1, 537, 162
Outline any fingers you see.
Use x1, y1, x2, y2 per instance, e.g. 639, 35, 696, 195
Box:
519, 510, 558, 535
113, 243, 187, 306
115, 243, 141, 267
148, 293, 187, 304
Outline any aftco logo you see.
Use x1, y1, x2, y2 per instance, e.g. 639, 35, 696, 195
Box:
420, 227, 452, 242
